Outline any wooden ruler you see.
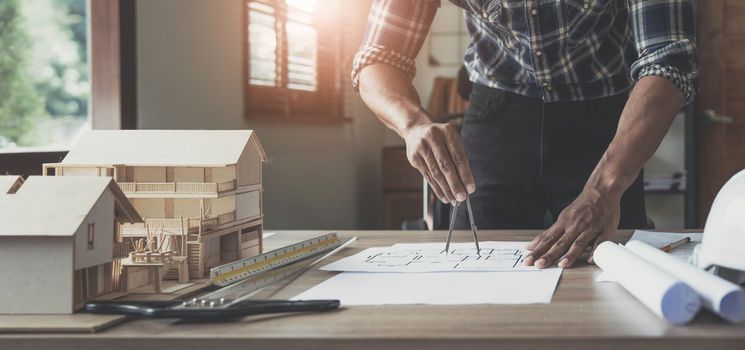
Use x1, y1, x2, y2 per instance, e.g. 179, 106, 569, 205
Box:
209, 232, 344, 287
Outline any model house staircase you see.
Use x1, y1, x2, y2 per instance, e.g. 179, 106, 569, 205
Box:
162, 265, 181, 281
187, 243, 203, 278
161, 257, 190, 282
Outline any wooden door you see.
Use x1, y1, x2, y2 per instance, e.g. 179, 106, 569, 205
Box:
697, 0, 745, 223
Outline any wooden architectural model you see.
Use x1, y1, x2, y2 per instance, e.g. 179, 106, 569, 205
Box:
0, 176, 141, 314
43, 130, 267, 291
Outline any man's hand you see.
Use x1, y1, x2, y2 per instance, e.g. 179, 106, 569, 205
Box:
523, 186, 621, 269
402, 122, 476, 204
357, 64, 476, 204
523, 75, 685, 269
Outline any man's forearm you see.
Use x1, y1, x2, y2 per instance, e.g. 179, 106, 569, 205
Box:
358, 64, 431, 137
525, 76, 687, 268
358, 63, 476, 203
587, 76, 686, 197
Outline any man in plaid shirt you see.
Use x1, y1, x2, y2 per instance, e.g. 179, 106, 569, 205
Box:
354, 0, 697, 269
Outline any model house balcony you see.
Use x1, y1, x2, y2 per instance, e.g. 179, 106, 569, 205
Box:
113, 241, 132, 259
117, 180, 236, 198
120, 211, 237, 237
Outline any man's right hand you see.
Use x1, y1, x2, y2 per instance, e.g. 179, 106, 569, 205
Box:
356, 63, 475, 203
402, 122, 476, 204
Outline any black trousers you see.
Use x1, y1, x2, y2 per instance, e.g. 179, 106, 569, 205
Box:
454, 84, 647, 229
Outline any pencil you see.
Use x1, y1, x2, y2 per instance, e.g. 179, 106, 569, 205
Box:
659, 237, 691, 253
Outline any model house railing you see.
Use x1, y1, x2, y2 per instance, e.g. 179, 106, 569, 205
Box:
175, 182, 216, 193
146, 218, 188, 229
117, 180, 236, 195
42, 164, 239, 195
196, 217, 219, 232
217, 211, 236, 225
117, 182, 136, 192
113, 241, 132, 259
190, 210, 237, 233
120, 220, 187, 236
129, 250, 175, 264
120, 211, 237, 237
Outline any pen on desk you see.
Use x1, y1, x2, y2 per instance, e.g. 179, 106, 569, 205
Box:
659, 237, 691, 253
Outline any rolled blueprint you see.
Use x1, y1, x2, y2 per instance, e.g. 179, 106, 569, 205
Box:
626, 240, 745, 323
594, 241, 701, 325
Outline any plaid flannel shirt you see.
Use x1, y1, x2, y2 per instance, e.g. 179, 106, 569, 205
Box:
352, 0, 699, 104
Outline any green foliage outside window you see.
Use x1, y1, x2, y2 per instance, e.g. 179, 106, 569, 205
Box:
0, 0, 44, 147
0, 0, 88, 148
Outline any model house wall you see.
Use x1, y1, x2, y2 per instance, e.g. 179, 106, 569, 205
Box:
73, 190, 115, 271
237, 141, 262, 186
213, 166, 236, 184
0, 237, 74, 314
131, 198, 166, 218
0, 176, 141, 314
236, 191, 261, 220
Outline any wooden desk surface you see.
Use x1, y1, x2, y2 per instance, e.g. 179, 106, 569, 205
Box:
2, 230, 744, 350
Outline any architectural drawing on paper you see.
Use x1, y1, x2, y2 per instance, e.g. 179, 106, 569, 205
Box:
321, 242, 537, 273
43, 130, 267, 292
364, 247, 525, 270
0, 176, 141, 314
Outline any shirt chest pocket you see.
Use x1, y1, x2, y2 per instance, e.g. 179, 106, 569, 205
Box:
562, 0, 611, 47
449, 0, 503, 23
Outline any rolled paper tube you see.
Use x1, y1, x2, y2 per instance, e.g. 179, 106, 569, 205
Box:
594, 241, 701, 325
626, 240, 745, 323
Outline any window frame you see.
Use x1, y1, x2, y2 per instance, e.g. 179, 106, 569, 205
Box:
87, 223, 95, 250
0, 0, 137, 176
243, 0, 344, 122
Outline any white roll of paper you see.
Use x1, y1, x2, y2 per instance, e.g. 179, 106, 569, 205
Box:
594, 241, 701, 325
626, 240, 745, 323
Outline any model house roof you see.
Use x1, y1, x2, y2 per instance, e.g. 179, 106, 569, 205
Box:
0, 175, 24, 194
62, 130, 267, 167
0, 176, 141, 237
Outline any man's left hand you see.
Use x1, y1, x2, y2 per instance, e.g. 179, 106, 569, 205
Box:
523, 187, 622, 269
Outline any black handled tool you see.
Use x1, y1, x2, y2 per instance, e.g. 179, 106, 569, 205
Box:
85, 299, 340, 320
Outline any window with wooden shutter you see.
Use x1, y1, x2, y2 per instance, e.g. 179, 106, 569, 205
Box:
244, 0, 342, 121
87, 223, 95, 250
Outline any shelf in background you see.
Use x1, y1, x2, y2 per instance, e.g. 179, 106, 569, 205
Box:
645, 189, 686, 195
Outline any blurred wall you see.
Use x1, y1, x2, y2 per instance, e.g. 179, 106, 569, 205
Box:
136, 0, 395, 229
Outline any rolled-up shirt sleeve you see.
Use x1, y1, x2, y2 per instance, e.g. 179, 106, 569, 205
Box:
351, 0, 439, 92
628, 0, 699, 105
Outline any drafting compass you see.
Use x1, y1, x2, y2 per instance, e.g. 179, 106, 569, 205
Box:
444, 195, 481, 255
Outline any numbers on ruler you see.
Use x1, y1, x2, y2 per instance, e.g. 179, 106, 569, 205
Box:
211, 234, 340, 285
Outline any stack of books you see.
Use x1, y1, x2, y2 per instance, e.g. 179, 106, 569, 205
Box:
644, 171, 686, 192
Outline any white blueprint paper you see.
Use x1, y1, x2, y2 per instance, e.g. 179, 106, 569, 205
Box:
626, 240, 745, 323
596, 230, 703, 282
293, 268, 563, 305
593, 242, 701, 325
321, 242, 536, 273
628, 230, 703, 262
